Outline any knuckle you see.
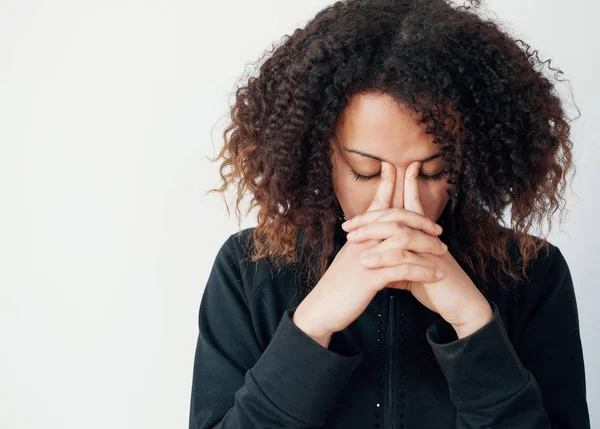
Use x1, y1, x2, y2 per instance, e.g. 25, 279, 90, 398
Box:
395, 234, 408, 249
430, 268, 440, 279
404, 229, 416, 244
392, 248, 408, 260
435, 239, 445, 252
368, 253, 381, 263
394, 221, 406, 233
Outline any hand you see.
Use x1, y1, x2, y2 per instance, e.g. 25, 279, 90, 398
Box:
343, 161, 493, 339
292, 162, 448, 347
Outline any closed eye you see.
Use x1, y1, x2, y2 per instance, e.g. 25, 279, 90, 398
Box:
350, 169, 447, 182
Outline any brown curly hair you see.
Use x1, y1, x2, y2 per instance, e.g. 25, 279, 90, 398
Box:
205, 0, 578, 297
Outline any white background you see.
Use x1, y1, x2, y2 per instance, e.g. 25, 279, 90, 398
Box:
0, 1, 597, 427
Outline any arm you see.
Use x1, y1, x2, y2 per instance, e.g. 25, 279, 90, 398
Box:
424, 246, 590, 428
188, 236, 363, 429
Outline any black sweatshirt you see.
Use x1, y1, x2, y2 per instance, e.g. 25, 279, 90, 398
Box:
188, 220, 590, 428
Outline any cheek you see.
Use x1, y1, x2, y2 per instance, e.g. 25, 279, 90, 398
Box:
420, 180, 451, 202
332, 166, 378, 218
419, 181, 452, 220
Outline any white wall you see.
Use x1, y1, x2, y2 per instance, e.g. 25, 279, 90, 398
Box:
0, 1, 596, 427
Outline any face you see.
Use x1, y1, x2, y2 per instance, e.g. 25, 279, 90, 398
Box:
330, 92, 457, 223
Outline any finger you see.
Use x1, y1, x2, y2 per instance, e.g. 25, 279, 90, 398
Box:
349, 222, 448, 255
378, 263, 444, 289
342, 207, 442, 236
404, 161, 425, 215
367, 161, 395, 212
359, 247, 438, 268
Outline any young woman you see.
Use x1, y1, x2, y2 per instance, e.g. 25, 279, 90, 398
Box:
189, 0, 590, 427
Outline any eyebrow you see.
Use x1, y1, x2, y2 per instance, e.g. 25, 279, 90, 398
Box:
343, 147, 442, 164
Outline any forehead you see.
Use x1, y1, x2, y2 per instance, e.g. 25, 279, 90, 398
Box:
333, 92, 439, 161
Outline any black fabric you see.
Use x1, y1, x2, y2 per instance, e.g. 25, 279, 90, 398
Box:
188, 222, 590, 428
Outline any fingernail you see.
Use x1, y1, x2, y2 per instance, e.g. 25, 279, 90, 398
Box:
436, 224, 443, 232
441, 243, 448, 251
436, 270, 444, 279
347, 231, 357, 239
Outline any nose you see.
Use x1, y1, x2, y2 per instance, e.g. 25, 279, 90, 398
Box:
391, 167, 406, 210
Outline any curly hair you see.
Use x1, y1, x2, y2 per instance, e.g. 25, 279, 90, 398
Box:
206, 0, 578, 297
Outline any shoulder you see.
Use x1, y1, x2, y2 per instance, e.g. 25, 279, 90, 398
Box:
210, 226, 299, 300
503, 231, 568, 288
492, 226, 563, 282
207, 227, 302, 347
515, 236, 574, 316
487, 230, 574, 338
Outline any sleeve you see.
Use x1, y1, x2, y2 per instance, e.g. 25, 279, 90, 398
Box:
188, 236, 364, 429
424, 246, 590, 428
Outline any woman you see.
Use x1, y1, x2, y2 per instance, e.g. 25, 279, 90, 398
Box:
190, 0, 590, 427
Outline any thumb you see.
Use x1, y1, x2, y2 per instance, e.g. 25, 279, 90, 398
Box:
404, 161, 425, 215
367, 161, 395, 213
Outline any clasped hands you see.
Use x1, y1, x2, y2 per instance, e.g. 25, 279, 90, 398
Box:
341, 161, 493, 339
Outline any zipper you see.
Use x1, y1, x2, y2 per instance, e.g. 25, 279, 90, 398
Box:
385, 288, 398, 429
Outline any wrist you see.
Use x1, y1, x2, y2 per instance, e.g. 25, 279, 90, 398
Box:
452, 301, 494, 340
292, 308, 333, 348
